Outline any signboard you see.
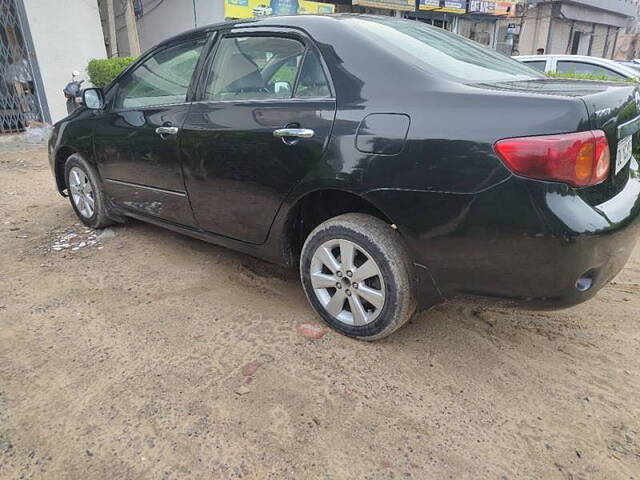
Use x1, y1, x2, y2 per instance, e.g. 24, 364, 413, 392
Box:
225, 0, 335, 19
419, 0, 467, 14
468, 0, 517, 15
352, 0, 415, 12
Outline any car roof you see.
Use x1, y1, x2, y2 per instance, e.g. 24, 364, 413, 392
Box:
126, 15, 446, 104
515, 54, 621, 64
155, 14, 363, 48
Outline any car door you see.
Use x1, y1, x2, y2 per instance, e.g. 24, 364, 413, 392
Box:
180, 29, 336, 244
93, 34, 208, 226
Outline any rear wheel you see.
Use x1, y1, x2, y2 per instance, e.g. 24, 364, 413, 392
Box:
300, 213, 417, 340
64, 154, 114, 229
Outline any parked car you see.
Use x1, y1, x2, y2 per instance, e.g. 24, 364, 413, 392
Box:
618, 60, 640, 74
49, 15, 640, 340
514, 54, 640, 80
252, 4, 272, 16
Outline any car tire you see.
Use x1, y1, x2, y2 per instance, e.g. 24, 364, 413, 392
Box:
64, 154, 114, 229
300, 213, 417, 340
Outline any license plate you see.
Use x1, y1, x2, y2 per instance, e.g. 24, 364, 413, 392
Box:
616, 135, 633, 175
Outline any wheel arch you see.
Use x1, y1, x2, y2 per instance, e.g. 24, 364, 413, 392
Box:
281, 188, 396, 265
277, 187, 444, 312
54, 145, 78, 194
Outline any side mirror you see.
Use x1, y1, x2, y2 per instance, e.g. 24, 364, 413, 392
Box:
83, 88, 104, 110
274, 81, 292, 96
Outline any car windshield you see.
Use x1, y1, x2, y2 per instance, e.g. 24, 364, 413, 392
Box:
344, 17, 544, 84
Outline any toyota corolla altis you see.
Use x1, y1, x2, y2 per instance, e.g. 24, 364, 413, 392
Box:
49, 15, 640, 340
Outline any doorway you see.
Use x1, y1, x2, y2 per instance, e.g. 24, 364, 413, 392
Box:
570, 31, 582, 55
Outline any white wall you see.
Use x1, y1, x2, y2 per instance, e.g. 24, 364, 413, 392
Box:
137, 0, 225, 53
547, 18, 571, 54
22, 0, 107, 123
519, 4, 553, 55
562, 0, 636, 19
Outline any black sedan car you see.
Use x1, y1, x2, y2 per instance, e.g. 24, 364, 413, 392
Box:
49, 15, 640, 340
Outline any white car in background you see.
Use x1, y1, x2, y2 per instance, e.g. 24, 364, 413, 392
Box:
252, 4, 273, 16
514, 54, 640, 81
619, 60, 640, 74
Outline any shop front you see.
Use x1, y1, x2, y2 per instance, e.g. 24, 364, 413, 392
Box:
457, 0, 518, 50
344, 0, 414, 16
224, 0, 336, 19
405, 1, 467, 32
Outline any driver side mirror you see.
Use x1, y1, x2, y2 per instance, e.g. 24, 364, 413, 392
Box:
83, 88, 105, 110
274, 81, 292, 96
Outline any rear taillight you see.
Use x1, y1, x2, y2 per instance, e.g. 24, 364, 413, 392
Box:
494, 130, 610, 187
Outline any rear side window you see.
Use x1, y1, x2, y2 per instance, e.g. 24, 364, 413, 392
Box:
205, 36, 305, 101
341, 17, 543, 83
522, 60, 547, 72
556, 61, 626, 80
295, 50, 331, 98
114, 38, 206, 109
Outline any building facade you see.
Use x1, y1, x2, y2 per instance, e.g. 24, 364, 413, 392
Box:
100, 0, 337, 55
406, 1, 519, 52
518, 0, 637, 58
99, 0, 226, 55
1, 0, 106, 131
100, 0, 520, 57
614, 0, 640, 59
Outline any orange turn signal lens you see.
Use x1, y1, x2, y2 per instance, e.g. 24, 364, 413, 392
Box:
575, 142, 595, 181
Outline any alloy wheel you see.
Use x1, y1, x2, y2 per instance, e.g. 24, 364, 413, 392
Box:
309, 239, 386, 326
68, 166, 95, 218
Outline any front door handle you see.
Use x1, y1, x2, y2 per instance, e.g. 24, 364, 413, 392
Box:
155, 126, 179, 136
273, 128, 314, 139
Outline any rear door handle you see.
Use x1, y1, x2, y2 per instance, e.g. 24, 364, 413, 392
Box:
273, 128, 314, 139
155, 126, 179, 136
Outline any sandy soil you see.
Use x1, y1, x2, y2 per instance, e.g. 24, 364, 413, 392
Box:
1, 149, 639, 480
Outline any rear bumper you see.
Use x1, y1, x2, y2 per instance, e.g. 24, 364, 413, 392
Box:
533, 157, 640, 307
366, 156, 640, 309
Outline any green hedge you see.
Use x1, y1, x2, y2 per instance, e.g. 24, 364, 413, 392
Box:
546, 70, 638, 83
87, 57, 136, 88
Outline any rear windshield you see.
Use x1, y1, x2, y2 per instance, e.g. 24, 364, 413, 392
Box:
344, 17, 544, 83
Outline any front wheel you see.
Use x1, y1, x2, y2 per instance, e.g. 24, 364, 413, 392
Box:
64, 154, 114, 229
300, 213, 417, 340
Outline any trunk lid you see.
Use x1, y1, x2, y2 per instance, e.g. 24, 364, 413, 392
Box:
579, 82, 639, 204
478, 78, 640, 204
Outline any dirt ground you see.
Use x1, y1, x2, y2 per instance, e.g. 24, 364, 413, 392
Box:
1, 148, 639, 480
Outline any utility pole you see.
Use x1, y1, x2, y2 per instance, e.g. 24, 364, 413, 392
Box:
193, 0, 198, 28
105, 0, 118, 57
124, 0, 141, 57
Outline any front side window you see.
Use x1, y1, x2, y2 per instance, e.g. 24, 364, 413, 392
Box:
556, 61, 625, 80
205, 36, 306, 101
114, 38, 206, 109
